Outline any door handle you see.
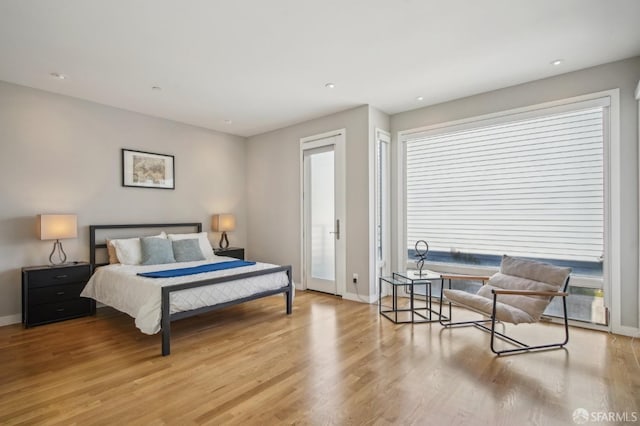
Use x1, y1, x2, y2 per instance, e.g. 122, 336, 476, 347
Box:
329, 219, 340, 240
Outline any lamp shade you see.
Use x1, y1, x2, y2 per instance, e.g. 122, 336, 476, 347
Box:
211, 214, 236, 232
37, 214, 77, 240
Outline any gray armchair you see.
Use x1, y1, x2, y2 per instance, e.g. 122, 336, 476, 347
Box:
439, 255, 571, 355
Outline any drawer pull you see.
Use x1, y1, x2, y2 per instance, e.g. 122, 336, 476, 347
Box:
56, 308, 65, 312
54, 275, 69, 279
56, 291, 66, 296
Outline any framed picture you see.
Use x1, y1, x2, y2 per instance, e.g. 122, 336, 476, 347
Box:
122, 149, 175, 189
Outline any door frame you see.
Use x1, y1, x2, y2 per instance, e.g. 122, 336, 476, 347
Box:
300, 129, 346, 296
370, 129, 391, 298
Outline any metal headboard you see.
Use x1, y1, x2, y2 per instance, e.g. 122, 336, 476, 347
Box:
89, 222, 202, 268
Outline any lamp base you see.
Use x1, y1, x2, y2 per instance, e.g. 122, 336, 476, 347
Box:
49, 240, 68, 265
218, 232, 229, 249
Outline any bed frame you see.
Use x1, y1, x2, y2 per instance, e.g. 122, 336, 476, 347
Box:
89, 222, 293, 356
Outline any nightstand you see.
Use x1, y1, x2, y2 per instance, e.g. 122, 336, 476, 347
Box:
22, 262, 95, 327
213, 247, 245, 260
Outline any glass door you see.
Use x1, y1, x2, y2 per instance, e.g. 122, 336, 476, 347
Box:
304, 144, 337, 294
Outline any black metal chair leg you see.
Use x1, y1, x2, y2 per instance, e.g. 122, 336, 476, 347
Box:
490, 293, 570, 356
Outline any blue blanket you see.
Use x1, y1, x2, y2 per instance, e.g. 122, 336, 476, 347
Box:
137, 260, 256, 278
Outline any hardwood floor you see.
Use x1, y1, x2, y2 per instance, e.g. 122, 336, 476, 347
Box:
1, 291, 638, 425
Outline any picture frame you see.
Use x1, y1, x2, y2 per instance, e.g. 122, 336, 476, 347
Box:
122, 149, 175, 189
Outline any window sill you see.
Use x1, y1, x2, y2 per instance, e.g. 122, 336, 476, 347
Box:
406, 260, 603, 289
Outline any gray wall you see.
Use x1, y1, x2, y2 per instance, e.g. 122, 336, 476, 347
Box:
391, 56, 640, 328
0, 81, 247, 322
246, 105, 376, 297
1, 57, 635, 328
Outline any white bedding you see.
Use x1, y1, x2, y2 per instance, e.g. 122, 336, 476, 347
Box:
80, 256, 290, 335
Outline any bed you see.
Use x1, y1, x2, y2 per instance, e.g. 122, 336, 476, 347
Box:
81, 223, 293, 356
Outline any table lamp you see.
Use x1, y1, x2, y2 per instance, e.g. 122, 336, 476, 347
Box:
37, 214, 77, 265
211, 214, 235, 249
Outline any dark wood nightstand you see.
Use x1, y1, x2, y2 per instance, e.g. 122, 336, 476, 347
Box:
22, 262, 95, 327
213, 247, 245, 260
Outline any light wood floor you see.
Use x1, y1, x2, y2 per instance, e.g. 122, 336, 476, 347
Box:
1, 291, 638, 425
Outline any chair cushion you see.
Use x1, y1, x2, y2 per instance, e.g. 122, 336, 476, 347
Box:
500, 255, 571, 288
476, 273, 558, 322
444, 289, 534, 324
444, 256, 571, 324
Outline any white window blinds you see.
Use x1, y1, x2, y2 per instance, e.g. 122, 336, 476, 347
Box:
405, 106, 605, 263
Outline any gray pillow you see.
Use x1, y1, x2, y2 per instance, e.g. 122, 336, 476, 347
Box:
140, 237, 176, 265
172, 239, 206, 262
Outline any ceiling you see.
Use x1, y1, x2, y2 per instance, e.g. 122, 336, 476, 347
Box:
1, 1, 639, 137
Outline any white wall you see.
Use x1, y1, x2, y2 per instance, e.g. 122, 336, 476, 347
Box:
0, 81, 247, 323
246, 105, 376, 298
391, 56, 640, 329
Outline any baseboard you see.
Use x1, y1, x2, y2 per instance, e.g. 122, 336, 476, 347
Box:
342, 292, 377, 304
0, 314, 22, 327
611, 324, 640, 337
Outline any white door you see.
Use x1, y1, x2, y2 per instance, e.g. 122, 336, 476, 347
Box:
301, 131, 346, 295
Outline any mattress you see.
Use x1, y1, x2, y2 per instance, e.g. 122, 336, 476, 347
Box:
81, 256, 290, 335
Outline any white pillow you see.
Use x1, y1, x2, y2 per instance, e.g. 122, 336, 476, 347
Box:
167, 232, 214, 260
110, 232, 167, 265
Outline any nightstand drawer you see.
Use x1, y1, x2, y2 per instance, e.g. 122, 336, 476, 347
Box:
28, 299, 92, 326
28, 282, 86, 305
26, 265, 91, 287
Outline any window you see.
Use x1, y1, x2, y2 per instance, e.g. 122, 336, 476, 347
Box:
375, 130, 391, 280
402, 97, 612, 326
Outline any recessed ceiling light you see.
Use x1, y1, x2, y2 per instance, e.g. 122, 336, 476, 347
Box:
50, 72, 66, 80
416, 96, 424, 101
551, 59, 563, 66
325, 83, 335, 89
152, 86, 162, 91
224, 119, 233, 124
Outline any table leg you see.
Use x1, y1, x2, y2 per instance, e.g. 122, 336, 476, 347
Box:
393, 284, 397, 323
410, 282, 414, 323
427, 281, 432, 320
438, 278, 444, 322
448, 279, 452, 320
378, 277, 382, 315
